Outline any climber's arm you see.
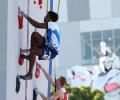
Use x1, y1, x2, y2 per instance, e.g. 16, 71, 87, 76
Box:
25, 16, 47, 29
18, 7, 47, 29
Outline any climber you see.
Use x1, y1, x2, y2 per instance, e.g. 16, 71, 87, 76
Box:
33, 64, 68, 100
18, 7, 60, 80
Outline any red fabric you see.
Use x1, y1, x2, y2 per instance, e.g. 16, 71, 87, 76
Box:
18, 16, 23, 29
104, 83, 120, 93
38, 0, 42, 9
64, 92, 68, 100
72, 75, 85, 81
35, 63, 40, 79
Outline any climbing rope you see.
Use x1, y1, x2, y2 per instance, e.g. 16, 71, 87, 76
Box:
46, 0, 49, 13
55, 0, 61, 92
50, 0, 53, 11
25, 0, 30, 99
57, 0, 60, 13
47, 0, 61, 96
47, 0, 53, 96
54, 66, 57, 92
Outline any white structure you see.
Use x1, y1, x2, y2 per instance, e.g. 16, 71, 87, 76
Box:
56, 0, 120, 100
67, 64, 120, 100
58, 0, 120, 68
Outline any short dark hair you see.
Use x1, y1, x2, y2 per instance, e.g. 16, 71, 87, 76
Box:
48, 11, 59, 22
58, 76, 67, 86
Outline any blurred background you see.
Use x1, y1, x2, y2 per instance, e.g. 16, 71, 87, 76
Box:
55, 0, 120, 75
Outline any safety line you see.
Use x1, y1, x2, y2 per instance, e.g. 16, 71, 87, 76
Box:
47, 0, 54, 96
57, 0, 60, 13
46, 0, 49, 13
50, 0, 53, 11
25, 0, 30, 99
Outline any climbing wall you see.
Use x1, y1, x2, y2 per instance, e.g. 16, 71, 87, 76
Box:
0, 0, 68, 100
6, 0, 49, 100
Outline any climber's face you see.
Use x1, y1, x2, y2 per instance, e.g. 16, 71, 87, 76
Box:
44, 14, 51, 22
56, 79, 61, 89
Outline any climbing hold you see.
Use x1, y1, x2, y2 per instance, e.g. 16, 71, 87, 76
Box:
18, 15, 23, 29
38, 0, 42, 9
35, 63, 40, 79
19, 54, 25, 65
15, 76, 21, 93
39, 5, 42, 9
34, 0, 36, 4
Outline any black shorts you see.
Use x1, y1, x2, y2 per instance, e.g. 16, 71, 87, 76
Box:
36, 39, 58, 60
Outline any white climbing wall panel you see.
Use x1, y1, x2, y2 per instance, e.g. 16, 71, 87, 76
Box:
6, 0, 49, 100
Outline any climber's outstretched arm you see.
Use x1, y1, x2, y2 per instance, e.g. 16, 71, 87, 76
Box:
36, 90, 61, 100
39, 64, 55, 87
36, 91, 48, 100
18, 7, 47, 28
25, 16, 47, 29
